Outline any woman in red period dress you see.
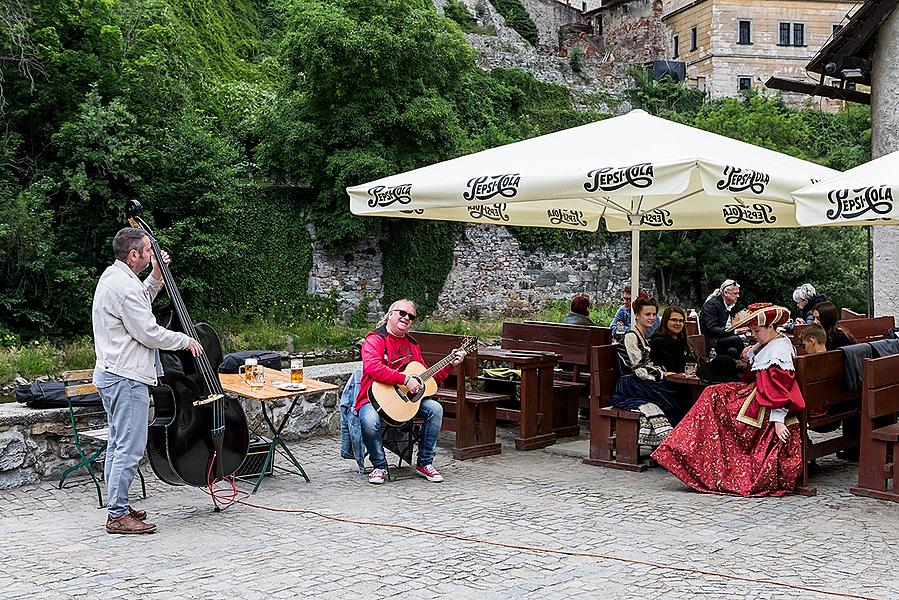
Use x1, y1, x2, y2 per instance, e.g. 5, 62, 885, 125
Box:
651, 304, 806, 497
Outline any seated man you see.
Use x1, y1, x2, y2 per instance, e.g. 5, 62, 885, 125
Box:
799, 323, 827, 355
354, 299, 465, 485
611, 284, 658, 340
699, 279, 747, 359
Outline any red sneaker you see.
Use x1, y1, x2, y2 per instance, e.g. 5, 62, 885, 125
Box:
415, 464, 444, 483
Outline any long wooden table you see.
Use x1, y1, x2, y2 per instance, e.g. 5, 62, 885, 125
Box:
220, 367, 336, 492
478, 348, 559, 450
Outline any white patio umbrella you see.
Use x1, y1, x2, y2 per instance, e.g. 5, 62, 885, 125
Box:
348, 109, 838, 304
793, 150, 899, 226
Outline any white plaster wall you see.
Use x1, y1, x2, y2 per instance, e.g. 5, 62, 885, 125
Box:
871, 9, 899, 319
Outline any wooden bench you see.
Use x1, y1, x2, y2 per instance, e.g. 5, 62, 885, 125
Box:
851, 353, 899, 502
506, 321, 612, 437
414, 332, 506, 460
583, 343, 650, 470
793, 315, 895, 351
58, 369, 146, 507
794, 350, 861, 495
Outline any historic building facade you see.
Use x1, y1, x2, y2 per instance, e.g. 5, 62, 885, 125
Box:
661, 0, 857, 99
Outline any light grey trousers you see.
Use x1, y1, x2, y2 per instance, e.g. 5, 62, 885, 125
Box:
93, 369, 150, 519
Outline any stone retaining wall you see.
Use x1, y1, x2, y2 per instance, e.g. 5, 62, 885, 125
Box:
0, 362, 358, 490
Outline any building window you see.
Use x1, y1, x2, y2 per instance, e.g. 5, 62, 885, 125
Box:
793, 23, 805, 46
738, 20, 751, 45
691, 27, 698, 51
779, 22, 791, 46
673, 34, 679, 58
738, 77, 752, 91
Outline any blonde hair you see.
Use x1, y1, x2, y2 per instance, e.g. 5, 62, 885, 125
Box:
377, 298, 417, 327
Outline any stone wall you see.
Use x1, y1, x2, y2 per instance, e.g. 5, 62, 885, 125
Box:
435, 225, 650, 317
306, 224, 384, 322
311, 223, 644, 319
602, 0, 666, 65
871, 9, 899, 318
519, 0, 588, 50
0, 363, 355, 490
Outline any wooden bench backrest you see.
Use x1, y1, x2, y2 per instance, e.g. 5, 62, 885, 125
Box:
411, 331, 473, 386
841, 308, 865, 320
862, 354, 899, 419
794, 350, 857, 414
590, 343, 619, 408
842, 316, 895, 343
61, 369, 97, 398
687, 334, 706, 358
505, 321, 610, 367
792, 315, 895, 350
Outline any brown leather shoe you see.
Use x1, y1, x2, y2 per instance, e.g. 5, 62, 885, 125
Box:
128, 507, 147, 521
106, 514, 156, 535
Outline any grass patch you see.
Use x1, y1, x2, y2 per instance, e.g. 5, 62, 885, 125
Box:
0, 303, 625, 386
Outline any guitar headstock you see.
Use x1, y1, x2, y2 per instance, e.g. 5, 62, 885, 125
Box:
462, 336, 478, 354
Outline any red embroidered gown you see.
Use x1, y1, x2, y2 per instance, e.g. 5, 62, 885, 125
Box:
651, 336, 806, 497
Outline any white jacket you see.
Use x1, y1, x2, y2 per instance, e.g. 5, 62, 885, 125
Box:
92, 260, 189, 385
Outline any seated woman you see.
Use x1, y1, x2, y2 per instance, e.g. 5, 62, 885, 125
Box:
812, 301, 856, 350
562, 293, 595, 326
611, 297, 687, 447
652, 303, 806, 497
650, 306, 701, 374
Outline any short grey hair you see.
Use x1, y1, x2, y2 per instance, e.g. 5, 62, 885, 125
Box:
792, 283, 817, 303
112, 227, 148, 261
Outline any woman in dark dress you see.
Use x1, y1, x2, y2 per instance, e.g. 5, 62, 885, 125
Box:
813, 301, 856, 350
650, 306, 701, 373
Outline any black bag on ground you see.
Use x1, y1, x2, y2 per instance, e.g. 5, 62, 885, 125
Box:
15, 381, 102, 409
218, 350, 284, 374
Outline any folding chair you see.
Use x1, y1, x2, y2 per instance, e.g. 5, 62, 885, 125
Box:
57, 370, 146, 508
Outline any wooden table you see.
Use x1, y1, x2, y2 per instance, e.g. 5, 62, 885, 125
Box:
220, 367, 337, 493
478, 348, 559, 450
665, 372, 709, 405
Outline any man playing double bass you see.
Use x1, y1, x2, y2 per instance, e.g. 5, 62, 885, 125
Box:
92, 227, 203, 534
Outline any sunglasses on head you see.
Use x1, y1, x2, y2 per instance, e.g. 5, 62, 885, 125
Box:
395, 309, 417, 321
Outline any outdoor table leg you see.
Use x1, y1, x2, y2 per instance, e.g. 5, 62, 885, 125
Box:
252, 396, 310, 494
515, 364, 556, 450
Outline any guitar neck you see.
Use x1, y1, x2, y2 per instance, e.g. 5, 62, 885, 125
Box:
418, 339, 474, 382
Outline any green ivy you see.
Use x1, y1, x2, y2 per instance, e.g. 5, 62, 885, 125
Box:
491, 0, 539, 45
380, 220, 463, 318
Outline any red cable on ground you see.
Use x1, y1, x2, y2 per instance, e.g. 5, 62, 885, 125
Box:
234, 498, 883, 600
204, 452, 239, 511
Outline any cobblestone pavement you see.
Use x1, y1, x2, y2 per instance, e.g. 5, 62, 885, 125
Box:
1, 425, 896, 600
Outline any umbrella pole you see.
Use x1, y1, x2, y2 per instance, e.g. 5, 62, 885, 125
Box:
630, 225, 640, 329
867, 225, 873, 317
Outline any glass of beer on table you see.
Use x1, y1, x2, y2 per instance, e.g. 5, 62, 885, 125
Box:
239, 358, 265, 390
290, 358, 304, 383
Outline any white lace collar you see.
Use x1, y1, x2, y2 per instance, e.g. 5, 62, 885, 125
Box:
749, 335, 795, 372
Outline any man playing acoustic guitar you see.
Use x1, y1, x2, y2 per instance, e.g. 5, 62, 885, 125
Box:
355, 299, 466, 485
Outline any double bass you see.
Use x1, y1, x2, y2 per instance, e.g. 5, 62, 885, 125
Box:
125, 200, 249, 488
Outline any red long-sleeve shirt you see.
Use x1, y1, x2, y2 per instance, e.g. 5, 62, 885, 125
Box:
354, 327, 453, 411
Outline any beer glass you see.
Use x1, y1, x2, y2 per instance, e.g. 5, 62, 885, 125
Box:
290, 358, 304, 383
239, 358, 265, 390
684, 362, 698, 377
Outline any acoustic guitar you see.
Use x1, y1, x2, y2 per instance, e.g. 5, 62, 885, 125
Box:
369, 336, 477, 426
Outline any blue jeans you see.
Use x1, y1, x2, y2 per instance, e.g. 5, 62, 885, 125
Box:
93, 370, 150, 519
358, 399, 443, 470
